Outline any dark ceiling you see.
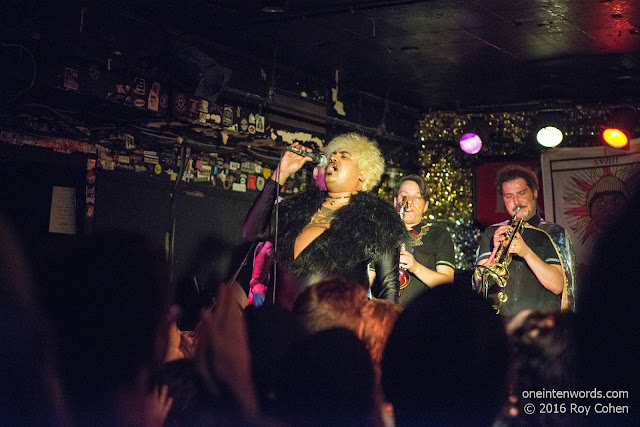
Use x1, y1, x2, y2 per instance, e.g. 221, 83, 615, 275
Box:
127, 0, 640, 111
5, 0, 640, 112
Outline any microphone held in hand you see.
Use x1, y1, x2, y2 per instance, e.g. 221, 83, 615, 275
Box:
286, 146, 329, 167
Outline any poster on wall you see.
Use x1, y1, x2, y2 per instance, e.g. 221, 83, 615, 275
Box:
49, 186, 77, 235
541, 140, 640, 281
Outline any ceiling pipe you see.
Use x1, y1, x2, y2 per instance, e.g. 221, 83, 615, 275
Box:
252, 0, 437, 23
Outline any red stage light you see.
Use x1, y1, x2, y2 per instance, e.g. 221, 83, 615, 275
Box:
602, 128, 629, 148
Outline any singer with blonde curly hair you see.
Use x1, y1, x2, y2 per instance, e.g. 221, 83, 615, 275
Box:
243, 133, 412, 310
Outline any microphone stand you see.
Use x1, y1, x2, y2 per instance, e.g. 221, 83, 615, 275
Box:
225, 241, 258, 289
272, 157, 282, 305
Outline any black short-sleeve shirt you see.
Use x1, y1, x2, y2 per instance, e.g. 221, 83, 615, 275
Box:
476, 214, 562, 317
398, 223, 455, 308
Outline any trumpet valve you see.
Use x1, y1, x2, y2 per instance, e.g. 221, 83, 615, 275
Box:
497, 292, 508, 303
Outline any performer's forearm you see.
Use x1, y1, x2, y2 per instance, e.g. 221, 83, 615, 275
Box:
411, 264, 454, 288
523, 252, 564, 294
242, 179, 277, 241
372, 249, 400, 302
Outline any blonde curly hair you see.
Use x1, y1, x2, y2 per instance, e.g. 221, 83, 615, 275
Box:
324, 133, 385, 191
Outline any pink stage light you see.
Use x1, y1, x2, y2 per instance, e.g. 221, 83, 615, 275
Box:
460, 133, 482, 154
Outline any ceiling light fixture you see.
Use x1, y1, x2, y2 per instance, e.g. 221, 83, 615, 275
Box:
534, 110, 565, 148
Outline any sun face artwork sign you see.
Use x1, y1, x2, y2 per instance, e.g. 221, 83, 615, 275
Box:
541, 141, 640, 282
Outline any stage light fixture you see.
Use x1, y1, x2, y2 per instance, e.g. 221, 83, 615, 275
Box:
459, 117, 488, 154
460, 133, 482, 154
603, 128, 629, 148
602, 107, 637, 149
534, 110, 565, 148
536, 126, 563, 147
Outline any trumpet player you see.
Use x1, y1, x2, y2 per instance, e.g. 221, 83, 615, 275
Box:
475, 165, 576, 317
394, 175, 455, 308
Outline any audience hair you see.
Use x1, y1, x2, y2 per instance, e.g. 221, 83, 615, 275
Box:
510, 311, 577, 391
43, 231, 172, 413
274, 327, 378, 426
293, 278, 369, 336
244, 304, 305, 414
360, 299, 402, 381
574, 185, 640, 425
507, 310, 578, 426
0, 212, 67, 425
382, 284, 509, 426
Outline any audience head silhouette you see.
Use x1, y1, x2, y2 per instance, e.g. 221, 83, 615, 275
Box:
382, 284, 508, 426
293, 278, 369, 335
275, 327, 378, 426
575, 186, 640, 425
44, 231, 172, 422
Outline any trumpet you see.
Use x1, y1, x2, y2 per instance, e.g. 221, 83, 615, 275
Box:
477, 207, 526, 314
398, 196, 411, 289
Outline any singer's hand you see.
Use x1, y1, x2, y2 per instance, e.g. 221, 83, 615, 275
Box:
272, 142, 313, 185
248, 283, 267, 307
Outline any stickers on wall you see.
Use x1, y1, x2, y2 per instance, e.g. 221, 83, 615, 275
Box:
148, 82, 161, 112
248, 114, 256, 135
247, 175, 257, 190
241, 162, 255, 173
222, 105, 234, 127
175, 93, 188, 115
255, 115, 265, 133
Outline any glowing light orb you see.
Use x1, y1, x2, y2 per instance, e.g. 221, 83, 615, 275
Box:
459, 133, 482, 154
603, 128, 629, 148
536, 126, 563, 147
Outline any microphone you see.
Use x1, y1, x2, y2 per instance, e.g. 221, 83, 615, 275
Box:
286, 146, 329, 167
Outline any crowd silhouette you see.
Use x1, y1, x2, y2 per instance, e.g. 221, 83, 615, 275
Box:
1, 188, 638, 426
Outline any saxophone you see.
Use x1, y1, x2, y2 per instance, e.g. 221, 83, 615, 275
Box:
398, 196, 411, 289
477, 207, 526, 314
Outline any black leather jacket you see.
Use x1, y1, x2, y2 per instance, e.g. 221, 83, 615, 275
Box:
242, 179, 407, 310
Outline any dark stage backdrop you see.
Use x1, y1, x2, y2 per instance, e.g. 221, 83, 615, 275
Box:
0, 144, 261, 329
0, 144, 87, 259
93, 169, 257, 328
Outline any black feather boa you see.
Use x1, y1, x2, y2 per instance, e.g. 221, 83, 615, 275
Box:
274, 186, 413, 278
